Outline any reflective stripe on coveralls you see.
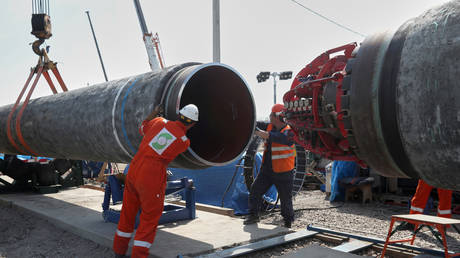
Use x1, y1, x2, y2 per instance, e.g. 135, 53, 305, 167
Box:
113, 117, 190, 257
116, 229, 132, 238
410, 179, 453, 218
134, 240, 152, 249
438, 209, 451, 215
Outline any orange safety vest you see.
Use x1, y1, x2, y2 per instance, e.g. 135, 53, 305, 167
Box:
263, 124, 296, 173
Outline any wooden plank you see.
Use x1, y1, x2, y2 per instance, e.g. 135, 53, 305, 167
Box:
197, 230, 318, 258
332, 240, 373, 253
168, 200, 235, 217
393, 214, 460, 225
371, 244, 421, 258
315, 233, 348, 244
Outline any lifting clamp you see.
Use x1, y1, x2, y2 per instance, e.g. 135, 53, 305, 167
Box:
6, 1, 68, 156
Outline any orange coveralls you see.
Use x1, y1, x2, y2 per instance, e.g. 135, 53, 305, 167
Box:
113, 117, 190, 257
410, 179, 453, 218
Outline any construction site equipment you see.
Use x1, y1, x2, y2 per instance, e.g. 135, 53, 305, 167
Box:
31, 0, 51, 39
6, 0, 69, 157
212, 0, 220, 62
85, 11, 108, 82
308, 224, 449, 257
292, 145, 310, 196
102, 176, 196, 225
0, 0, 83, 192
0, 63, 256, 169
133, 0, 163, 71
0, 154, 83, 193
382, 214, 460, 257
282, 0, 460, 190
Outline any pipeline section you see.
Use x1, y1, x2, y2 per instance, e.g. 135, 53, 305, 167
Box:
283, 0, 460, 190
0, 63, 256, 169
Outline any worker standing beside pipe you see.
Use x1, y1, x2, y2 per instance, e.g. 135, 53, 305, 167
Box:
113, 104, 199, 258
244, 104, 296, 228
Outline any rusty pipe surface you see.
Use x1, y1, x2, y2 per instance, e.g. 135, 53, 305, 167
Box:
0, 63, 256, 169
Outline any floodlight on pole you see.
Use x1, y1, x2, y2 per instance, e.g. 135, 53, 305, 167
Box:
257, 71, 292, 104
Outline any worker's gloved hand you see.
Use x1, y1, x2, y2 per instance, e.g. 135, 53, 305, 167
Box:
154, 105, 164, 114
255, 128, 269, 139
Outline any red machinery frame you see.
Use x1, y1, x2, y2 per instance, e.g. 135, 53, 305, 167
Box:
283, 43, 365, 166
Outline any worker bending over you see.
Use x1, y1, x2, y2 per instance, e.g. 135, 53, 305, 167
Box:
113, 104, 199, 258
244, 104, 296, 228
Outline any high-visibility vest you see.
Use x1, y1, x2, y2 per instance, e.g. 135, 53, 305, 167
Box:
263, 124, 296, 172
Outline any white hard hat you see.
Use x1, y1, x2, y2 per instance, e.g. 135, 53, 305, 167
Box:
179, 104, 199, 122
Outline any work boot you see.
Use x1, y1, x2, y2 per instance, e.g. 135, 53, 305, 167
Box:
243, 214, 260, 225
284, 219, 292, 228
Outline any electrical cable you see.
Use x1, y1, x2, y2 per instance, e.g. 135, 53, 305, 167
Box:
294, 202, 344, 212
290, 0, 366, 38
221, 158, 243, 207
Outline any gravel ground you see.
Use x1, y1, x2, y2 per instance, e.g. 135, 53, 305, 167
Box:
243, 190, 460, 257
1, 189, 459, 257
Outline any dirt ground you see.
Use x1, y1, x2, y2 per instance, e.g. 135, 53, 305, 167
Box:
1, 189, 460, 258
0, 201, 113, 258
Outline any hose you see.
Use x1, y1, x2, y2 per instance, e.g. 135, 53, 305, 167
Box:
220, 158, 243, 207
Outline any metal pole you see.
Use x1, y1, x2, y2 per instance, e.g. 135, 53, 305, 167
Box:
212, 0, 221, 62
85, 11, 109, 82
272, 73, 277, 104
133, 0, 148, 34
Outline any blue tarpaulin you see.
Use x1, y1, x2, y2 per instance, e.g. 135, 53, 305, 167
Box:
330, 161, 358, 202
169, 152, 277, 215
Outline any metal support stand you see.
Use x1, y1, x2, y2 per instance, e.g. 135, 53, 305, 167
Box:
382, 214, 460, 258
102, 176, 196, 226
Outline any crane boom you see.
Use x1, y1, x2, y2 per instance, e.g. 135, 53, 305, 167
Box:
133, 0, 161, 71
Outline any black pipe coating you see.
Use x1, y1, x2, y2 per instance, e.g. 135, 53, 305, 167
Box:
348, 0, 460, 189
0, 63, 256, 169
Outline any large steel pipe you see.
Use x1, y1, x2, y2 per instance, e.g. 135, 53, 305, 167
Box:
284, 0, 460, 190
0, 63, 256, 169
348, 0, 460, 189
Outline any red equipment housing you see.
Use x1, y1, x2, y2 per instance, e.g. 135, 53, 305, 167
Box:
283, 43, 365, 167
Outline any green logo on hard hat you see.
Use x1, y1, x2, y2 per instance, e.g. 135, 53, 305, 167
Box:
151, 133, 173, 150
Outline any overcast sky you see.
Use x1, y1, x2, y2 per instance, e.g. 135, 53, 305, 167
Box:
0, 0, 449, 119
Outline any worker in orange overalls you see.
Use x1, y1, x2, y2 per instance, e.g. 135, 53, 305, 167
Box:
410, 179, 453, 218
244, 103, 296, 228
113, 104, 199, 258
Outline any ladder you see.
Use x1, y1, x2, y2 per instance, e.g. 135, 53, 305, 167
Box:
293, 145, 326, 198
292, 144, 308, 197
